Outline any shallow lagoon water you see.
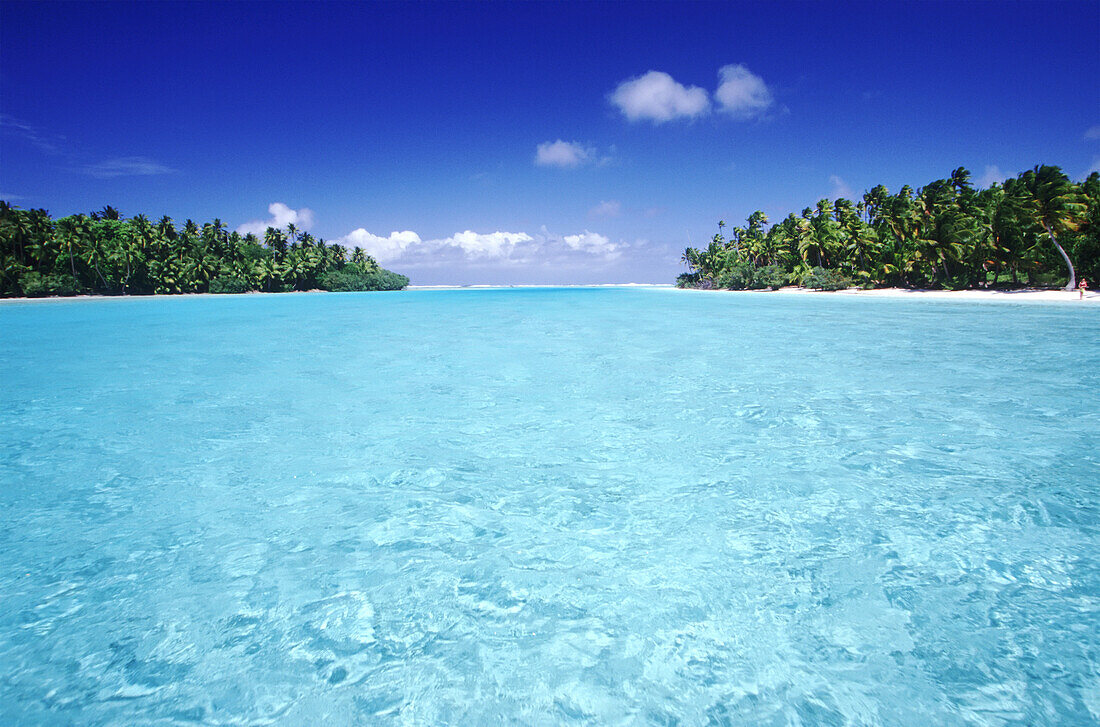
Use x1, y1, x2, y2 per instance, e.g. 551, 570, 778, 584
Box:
1, 287, 1098, 725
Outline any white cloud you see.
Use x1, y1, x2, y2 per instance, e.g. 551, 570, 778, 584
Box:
977, 165, 1007, 188
1085, 125, 1100, 140
829, 175, 854, 199
589, 200, 621, 218
339, 229, 422, 263
236, 202, 315, 236
608, 70, 710, 123
278, 206, 623, 267
562, 230, 621, 257
437, 230, 533, 258
80, 156, 175, 179
0, 114, 63, 155
535, 140, 594, 168
714, 64, 773, 119
329, 225, 624, 266
1088, 158, 1100, 176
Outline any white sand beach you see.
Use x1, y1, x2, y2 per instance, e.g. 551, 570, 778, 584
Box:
2, 285, 1097, 304
766, 287, 1100, 303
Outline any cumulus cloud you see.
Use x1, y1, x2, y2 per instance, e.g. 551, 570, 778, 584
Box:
535, 140, 594, 168
977, 165, 1007, 188
79, 156, 175, 179
236, 202, 315, 236
714, 64, 774, 119
437, 230, 534, 258
1086, 125, 1100, 140
609, 65, 777, 124
562, 231, 621, 257
589, 200, 621, 218
609, 71, 710, 123
330, 225, 623, 267
253, 205, 624, 267
339, 229, 422, 263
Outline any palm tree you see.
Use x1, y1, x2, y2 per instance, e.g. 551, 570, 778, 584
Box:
157, 215, 177, 240
804, 200, 841, 268
265, 228, 288, 261
1018, 165, 1086, 290
950, 167, 973, 196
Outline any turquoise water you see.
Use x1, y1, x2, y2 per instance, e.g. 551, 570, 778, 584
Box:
1, 287, 1098, 726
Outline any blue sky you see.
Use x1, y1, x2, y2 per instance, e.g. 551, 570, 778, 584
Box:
2, 1, 1098, 284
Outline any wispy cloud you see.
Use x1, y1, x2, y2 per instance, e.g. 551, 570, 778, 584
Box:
535, 140, 594, 168
609, 71, 710, 123
0, 192, 26, 201
589, 200, 621, 218
236, 202, 315, 236
714, 64, 773, 119
978, 165, 1007, 188
829, 175, 853, 199
3, 114, 176, 180
1085, 125, 1100, 140
0, 114, 64, 155
78, 156, 176, 179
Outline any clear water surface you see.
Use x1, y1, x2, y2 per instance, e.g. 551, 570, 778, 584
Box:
1, 287, 1098, 726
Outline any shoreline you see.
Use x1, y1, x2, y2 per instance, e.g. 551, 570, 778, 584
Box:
704, 286, 1100, 303
0, 284, 1096, 304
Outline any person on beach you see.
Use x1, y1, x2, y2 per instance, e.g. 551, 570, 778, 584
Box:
1080, 278, 1089, 300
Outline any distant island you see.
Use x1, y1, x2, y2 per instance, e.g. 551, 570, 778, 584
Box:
0, 205, 408, 297
678, 165, 1099, 292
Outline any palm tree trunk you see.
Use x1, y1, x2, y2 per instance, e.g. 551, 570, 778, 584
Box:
1042, 222, 1076, 290
93, 258, 107, 291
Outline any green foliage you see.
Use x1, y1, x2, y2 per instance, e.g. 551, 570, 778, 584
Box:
0, 203, 409, 297
803, 267, 851, 291
676, 166, 1100, 292
716, 260, 756, 290
19, 271, 80, 297
675, 272, 701, 288
208, 275, 252, 294
752, 265, 787, 290
319, 266, 409, 292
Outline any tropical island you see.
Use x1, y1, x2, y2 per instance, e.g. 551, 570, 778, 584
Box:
0, 204, 409, 297
678, 165, 1099, 292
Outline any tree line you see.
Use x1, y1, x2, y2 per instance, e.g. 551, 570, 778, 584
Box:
0, 204, 409, 297
678, 165, 1099, 291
